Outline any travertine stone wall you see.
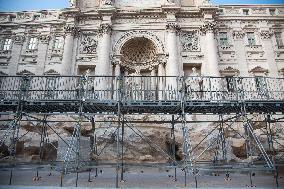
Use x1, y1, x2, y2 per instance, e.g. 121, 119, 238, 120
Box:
0, 2, 283, 77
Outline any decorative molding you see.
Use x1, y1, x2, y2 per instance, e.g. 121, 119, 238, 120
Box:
199, 21, 216, 34
99, 24, 112, 34
39, 34, 51, 43
13, 35, 25, 44
17, 69, 35, 75
220, 66, 240, 75
259, 30, 273, 39
64, 25, 80, 36
113, 30, 165, 55
232, 31, 245, 40
166, 22, 180, 32
80, 34, 98, 54
180, 31, 200, 52
249, 66, 268, 74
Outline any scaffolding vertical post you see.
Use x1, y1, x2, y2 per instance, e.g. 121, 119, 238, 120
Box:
116, 75, 122, 188
91, 116, 98, 177
171, 115, 177, 181
121, 114, 125, 182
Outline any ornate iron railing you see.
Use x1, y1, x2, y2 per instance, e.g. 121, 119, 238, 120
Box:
0, 75, 283, 102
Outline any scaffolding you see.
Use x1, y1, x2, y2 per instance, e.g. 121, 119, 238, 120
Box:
0, 75, 283, 187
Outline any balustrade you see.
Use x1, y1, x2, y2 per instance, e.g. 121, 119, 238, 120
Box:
0, 76, 283, 102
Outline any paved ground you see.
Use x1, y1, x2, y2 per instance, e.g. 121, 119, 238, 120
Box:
0, 186, 281, 189
0, 167, 283, 188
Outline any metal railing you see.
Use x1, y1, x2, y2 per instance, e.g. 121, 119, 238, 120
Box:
0, 75, 283, 102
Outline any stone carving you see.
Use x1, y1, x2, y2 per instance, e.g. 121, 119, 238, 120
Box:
232, 31, 245, 40
185, 67, 203, 99
64, 25, 80, 36
99, 24, 112, 34
13, 35, 25, 44
260, 30, 273, 39
180, 31, 199, 51
251, 8, 266, 14
102, 0, 113, 5
69, 0, 76, 7
225, 8, 240, 15
39, 35, 51, 43
80, 35, 98, 54
200, 21, 216, 34
166, 23, 180, 32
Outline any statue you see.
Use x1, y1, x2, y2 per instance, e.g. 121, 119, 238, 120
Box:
185, 67, 203, 100
69, 0, 76, 7
102, 0, 113, 6
163, 0, 175, 5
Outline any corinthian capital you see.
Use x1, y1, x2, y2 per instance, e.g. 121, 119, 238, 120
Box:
166, 22, 180, 32
199, 21, 216, 34
232, 31, 245, 40
99, 24, 112, 34
13, 35, 25, 44
260, 30, 273, 39
64, 25, 80, 36
39, 35, 51, 43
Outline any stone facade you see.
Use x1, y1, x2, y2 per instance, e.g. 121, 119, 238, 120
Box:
0, 0, 283, 78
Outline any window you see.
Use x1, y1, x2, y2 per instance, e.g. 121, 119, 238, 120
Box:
275, 32, 284, 48
2, 38, 12, 50
27, 37, 38, 50
219, 32, 229, 46
269, 9, 276, 15
53, 36, 64, 49
247, 33, 256, 46
243, 9, 249, 15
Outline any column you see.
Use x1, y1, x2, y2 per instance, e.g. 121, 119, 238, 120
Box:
260, 31, 279, 77
202, 22, 220, 77
233, 31, 249, 77
8, 35, 25, 75
96, 24, 112, 76
37, 35, 50, 75
166, 23, 180, 89
61, 26, 76, 75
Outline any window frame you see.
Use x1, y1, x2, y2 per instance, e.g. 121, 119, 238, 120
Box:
219, 32, 229, 46
53, 36, 64, 50
27, 37, 38, 50
247, 32, 256, 46
275, 32, 284, 48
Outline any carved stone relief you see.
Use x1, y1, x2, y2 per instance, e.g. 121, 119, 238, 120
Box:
180, 31, 199, 51
79, 34, 98, 54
